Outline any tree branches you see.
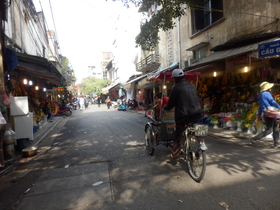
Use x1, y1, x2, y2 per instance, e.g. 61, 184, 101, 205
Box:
106, 0, 200, 51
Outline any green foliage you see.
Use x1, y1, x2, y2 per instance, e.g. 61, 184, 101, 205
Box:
79, 76, 111, 95
60, 56, 76, 85
107, 0, 202, 51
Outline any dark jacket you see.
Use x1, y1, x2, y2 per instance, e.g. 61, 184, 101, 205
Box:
164, 79, 202, 123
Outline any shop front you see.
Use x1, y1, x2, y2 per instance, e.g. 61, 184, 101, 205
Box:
109, 83, 120, 100
124, 74, 147, 103
187, 38, 280, 131
5, 52, 66, 136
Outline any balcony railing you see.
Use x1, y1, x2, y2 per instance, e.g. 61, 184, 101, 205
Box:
136, 54, 160, 72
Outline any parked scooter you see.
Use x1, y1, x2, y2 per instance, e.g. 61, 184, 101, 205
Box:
56, 106, 72, 116
73, 101, 78, 110
68, 102, 74, 110
111, 101, 118, 109
118, 99, 127, 111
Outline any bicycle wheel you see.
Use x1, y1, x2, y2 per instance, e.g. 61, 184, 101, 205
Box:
145, 126, 155, 155
184, 134, 206, 182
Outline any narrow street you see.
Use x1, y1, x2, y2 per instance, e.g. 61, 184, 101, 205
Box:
0, 104, 280, 210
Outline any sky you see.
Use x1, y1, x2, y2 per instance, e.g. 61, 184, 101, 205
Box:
33, 0, 141, 82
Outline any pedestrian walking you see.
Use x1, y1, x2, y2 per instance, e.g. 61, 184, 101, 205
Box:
97, 96, 101, 107
79, 96, 85, 110
250, 81, 280, 148
105, 96, 111, 109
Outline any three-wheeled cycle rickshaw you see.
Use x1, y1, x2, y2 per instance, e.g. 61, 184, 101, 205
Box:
144, 71, 208, 182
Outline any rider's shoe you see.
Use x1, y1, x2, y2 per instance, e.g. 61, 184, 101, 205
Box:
249, 138, 256, 145
274, 144, 280, 149
169, 154, 179, 159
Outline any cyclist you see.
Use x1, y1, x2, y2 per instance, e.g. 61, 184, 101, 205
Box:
164, 69, 202, 159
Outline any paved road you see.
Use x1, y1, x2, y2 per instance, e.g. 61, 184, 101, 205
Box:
0, 104, 280, 210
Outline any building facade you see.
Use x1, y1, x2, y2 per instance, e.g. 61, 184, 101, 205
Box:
135, 1, 280, 115
1, 0, 71, 143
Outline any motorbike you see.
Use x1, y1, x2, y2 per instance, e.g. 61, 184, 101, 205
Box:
56, 106, 72, 116
68, 102, 74, 110
118, 99, 127, 111
72, 102, 78, 110
111, 101, 118, 109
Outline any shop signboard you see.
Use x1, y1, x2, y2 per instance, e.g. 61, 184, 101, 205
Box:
258, 39, 280, 58
56, 87, 64, 92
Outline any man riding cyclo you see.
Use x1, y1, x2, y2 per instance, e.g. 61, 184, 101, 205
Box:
164, 69, 202, 159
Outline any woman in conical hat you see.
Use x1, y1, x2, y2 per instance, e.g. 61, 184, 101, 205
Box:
250, 81, 280, 148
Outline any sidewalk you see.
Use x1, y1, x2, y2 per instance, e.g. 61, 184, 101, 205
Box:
0, 116, 63, 176
132, 108, 274, 145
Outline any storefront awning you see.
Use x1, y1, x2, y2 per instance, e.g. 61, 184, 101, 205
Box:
15, 52, 66, 86
156, 62, 179, 73
102, 83, 120, 94
125, 74, 147, 85
189, 38, 278, 68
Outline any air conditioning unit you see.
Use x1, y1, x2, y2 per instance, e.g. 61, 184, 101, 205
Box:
184, 59, 191, 68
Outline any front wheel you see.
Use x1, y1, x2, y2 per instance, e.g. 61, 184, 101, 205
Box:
65, 110, 72, 116
184, 134, 206, 182
145, 126, 155, 155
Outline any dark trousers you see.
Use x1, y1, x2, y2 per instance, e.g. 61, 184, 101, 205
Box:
173, 118, 200, 158
252, 115, 280, 146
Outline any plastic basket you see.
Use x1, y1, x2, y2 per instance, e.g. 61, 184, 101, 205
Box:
265, 110, 280, 119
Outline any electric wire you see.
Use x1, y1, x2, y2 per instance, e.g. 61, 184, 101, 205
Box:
48, 0, 61, 54
38, 0, 61, 61
11, 1, 49, 56
10, 0, 59, 64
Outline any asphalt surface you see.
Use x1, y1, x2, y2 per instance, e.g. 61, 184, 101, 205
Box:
0, 104, 280, 210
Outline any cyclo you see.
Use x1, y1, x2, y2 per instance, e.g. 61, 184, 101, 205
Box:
144, 71, 208, 182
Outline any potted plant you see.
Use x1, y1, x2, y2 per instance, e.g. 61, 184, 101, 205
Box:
210, 114, 219, 129
232, 112, 247, 132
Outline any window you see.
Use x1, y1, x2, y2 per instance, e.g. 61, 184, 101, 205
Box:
193, 47, 206, 63
192, 0, 223, 34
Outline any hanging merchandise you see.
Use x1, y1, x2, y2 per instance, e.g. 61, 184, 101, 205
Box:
0, 104, 6, 112
119, 88, 123, 97
2, 92, 12, 105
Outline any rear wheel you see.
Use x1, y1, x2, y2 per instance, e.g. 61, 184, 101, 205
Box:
184, 134, 206, 182
145, 126, 155, 155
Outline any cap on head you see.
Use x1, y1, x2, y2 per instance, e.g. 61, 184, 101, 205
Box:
260, 81, 274, 92
172, 69, 184, 78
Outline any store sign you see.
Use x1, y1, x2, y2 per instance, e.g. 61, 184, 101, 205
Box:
57, 87, 64, 91
258, 39, 280, 58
